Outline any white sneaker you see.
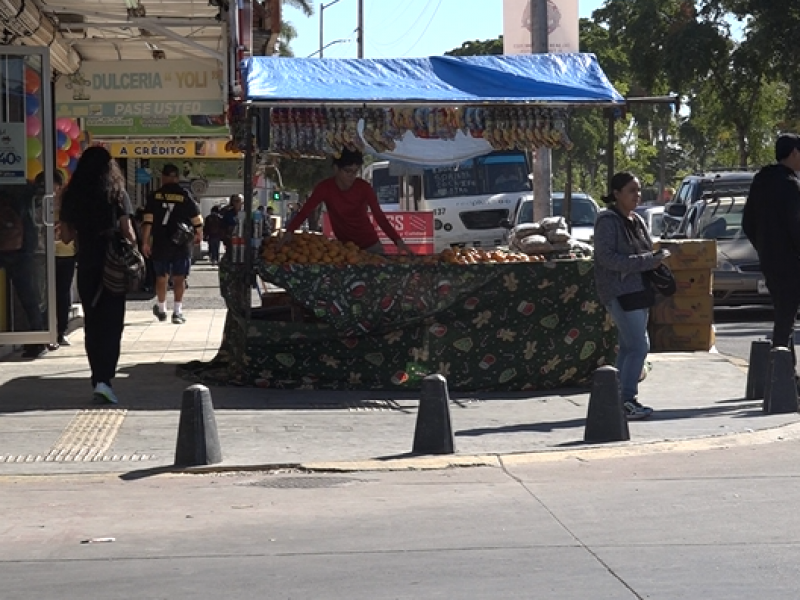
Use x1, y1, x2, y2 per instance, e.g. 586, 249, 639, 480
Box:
93, 382, 119, 405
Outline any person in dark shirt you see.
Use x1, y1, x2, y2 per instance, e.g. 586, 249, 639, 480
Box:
0, 182, 46, 358
742, 133, 800, 366
60, 147, 136, 404
219, 193, 243, 254
141, 164, 203, 325
204, 205, 223, 266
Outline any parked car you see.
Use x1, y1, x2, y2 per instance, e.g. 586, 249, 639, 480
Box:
662, 171, 755, 238
502, 192, 599, 244
677, 194, 766, 306
634, 205, 665, 241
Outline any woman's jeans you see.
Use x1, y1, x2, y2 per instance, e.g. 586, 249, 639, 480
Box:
606, 298, 650, 402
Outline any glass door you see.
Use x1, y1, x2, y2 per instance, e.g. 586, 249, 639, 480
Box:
0, 47, 56, 347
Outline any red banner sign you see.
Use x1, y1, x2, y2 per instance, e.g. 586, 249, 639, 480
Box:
322, 211, 435, 255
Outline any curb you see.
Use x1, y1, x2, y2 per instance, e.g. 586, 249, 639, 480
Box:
18, 419, 793, 481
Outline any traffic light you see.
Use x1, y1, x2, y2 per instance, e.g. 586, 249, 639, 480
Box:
272, 189, 281, 202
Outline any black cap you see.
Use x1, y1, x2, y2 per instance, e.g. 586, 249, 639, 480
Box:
775, 133, 800, 161
162, 163, 180, 176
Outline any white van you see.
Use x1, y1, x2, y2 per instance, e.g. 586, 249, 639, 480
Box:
363, 151, 531, 252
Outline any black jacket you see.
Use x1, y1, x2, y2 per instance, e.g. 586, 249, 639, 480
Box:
742, 164, 800, 280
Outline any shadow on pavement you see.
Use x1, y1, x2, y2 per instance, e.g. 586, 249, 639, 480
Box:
455, 401, 765, 439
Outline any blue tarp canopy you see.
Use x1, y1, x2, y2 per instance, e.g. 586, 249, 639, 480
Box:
243, 53, 624, 107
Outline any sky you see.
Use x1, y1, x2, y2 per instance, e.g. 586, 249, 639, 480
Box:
283, 0, 605, 60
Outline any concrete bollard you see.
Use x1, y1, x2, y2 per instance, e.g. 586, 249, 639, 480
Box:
175, 384, 223, 466
745, 340, 771, 400
763, 347, 799, 415
584, 366, 630, 443
412, 374, 455, 455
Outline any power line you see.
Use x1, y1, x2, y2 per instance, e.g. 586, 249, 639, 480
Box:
369, 0, 440, 49
400, 0, 444, 57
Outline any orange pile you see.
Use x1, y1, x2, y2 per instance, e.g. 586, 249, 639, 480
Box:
261, 233, 547, 266
262, 232, 387, 266
438, 247, 546, 264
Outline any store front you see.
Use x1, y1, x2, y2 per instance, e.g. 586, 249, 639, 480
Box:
0, 47, 57, 347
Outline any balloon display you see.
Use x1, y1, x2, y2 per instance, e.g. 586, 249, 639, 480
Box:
27, 158, 43, 180
56, 117, 73, 133
26, 137, 42, 159
56, 149, 70, 168
24, 68, 41, 94
25, 94, 39, 116
25, 115, 41, 137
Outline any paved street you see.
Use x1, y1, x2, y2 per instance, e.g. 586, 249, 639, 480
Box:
3, 438, 800, 599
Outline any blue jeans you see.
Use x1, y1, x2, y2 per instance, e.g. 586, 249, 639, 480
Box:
606, 298, 650, 402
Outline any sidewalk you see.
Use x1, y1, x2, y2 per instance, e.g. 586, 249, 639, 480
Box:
0, 308, 797, 477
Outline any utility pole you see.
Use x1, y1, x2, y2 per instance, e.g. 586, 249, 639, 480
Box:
319, 0, 342, 58
357, 0, 364, 58
531, 0, 552, 219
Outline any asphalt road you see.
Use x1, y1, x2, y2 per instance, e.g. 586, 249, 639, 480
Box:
714, 306, 776, 361
4, 437, 800, 600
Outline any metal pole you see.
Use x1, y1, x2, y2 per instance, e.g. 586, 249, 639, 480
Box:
319, 4, 324, 58
357, 0, 364, 58
243, 106, 255, 322
607, 109, 616, 192
531, 0, 552, 219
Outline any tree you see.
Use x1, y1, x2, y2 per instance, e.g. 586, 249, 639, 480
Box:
711, 0, 800, 126
444, 38, 503, 56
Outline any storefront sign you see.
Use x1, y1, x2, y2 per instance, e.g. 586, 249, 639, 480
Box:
502, 0, 579, 55
323, 211, 435, 255
84, 114, 229, 137
149, 159, 243, 181
0, 123, 27, 183
102, 140, 241, 159
55, 60, 224, 118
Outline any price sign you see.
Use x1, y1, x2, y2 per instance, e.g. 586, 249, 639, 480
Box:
0, 123, 27, 183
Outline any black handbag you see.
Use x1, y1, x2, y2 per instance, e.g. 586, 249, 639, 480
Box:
644, 263, 677, 296
617, 284, 656, 311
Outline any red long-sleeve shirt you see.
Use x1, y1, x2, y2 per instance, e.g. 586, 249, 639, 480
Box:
286, 177, 402, 249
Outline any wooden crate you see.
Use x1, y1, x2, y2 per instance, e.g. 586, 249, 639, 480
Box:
649, 323, 715, 352
654, 239, 717, 270
673, 268, 713, 296
651, 294, 714, 325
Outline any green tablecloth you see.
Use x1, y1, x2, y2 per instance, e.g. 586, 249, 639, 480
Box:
179, 257, 617, 391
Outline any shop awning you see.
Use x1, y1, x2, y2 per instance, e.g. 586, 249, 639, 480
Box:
243, 53, 624, 107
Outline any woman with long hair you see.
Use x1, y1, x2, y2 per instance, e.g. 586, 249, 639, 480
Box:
59, 147, 136, 404
593, 172, 669, 420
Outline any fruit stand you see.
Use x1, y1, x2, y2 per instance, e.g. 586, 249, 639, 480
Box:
179, 53, 625, 391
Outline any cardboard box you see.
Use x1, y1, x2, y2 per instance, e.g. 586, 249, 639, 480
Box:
672, 269, 713, 296
649, 324, 715, 352
650, 294, 714, 325
654, 239, 717, 270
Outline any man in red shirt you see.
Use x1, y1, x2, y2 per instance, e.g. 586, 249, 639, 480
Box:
281, 149, 412, 254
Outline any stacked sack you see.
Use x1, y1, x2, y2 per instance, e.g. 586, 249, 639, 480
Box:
649, 239, 717, 351
508, 216, 594, 258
